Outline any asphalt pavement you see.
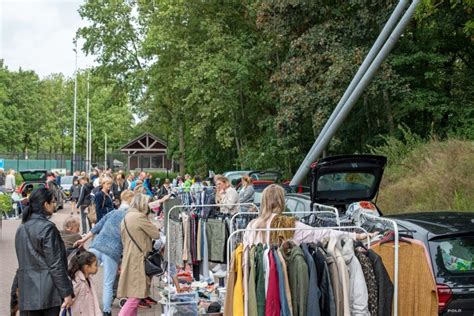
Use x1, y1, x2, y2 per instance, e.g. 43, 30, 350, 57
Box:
0, 202, 162, 316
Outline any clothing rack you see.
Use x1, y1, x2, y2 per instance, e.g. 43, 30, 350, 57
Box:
313, 202, 340, 225
230, 209, 340, 238
226, 214, 400, 315
165, 202, 259, 310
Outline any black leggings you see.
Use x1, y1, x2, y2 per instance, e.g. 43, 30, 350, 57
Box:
20, 306, 60, 316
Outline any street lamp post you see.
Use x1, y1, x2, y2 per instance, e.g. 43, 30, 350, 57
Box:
86, 72, 90, 173
72, 42, 78, 173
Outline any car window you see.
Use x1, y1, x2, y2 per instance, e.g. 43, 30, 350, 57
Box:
285, 198, 297, 213
431, 236, 474, 275
318, 172, 375, 191
295, 201, 305, 214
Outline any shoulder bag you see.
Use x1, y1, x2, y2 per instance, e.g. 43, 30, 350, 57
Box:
123, 218, 164, 277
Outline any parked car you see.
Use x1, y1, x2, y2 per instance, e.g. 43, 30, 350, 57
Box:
389, 212, 474, 316
60, 175, 74, 199
223, 170, 254, 186
236, 179, 292, 207
285, 193, 312, 217
310, 154, 387, 216
18, 170, 48, 198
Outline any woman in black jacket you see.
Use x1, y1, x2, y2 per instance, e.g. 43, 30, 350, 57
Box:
12, 187, 73, 316
76, 176, 94, 234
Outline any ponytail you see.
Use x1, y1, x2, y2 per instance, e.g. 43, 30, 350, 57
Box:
68, 250, 96, 279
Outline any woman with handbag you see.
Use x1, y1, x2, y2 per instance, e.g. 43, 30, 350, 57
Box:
12, 187, 74, 316
118, 193, 160, 316
74, 190, 135, 316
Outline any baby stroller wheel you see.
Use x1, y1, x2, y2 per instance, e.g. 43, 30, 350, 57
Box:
119, 298, 127, 307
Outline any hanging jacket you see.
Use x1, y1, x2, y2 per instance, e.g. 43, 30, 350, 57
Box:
255, 244, 266, 316
355, 247, 378, 316
265, 250, 281, 316
273, 248, 292, 316
366, 249, 393, 316
301, 243, 321, 316
308, 243, 337, 316
281, 241, 309, 316
248, 245, 258, 316
233, 244, 244, 315
326, 237, 350, 316
341, 237, 370, 316
371, 242, 438, 316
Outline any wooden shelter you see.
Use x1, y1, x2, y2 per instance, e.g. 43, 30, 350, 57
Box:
120, 133, 175, 171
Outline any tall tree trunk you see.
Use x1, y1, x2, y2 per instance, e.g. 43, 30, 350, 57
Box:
383, 89, 395, 135
178, 122, 185, 176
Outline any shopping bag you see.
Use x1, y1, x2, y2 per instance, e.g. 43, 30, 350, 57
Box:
60, 307, 72, 316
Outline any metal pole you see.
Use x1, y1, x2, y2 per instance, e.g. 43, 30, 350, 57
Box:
290, 0, 420, 186
72, 42, 78, 174
293, 0, 408, 180
104, 132, 107, 170
89, 123, 92, 172
86, 72, 90, 173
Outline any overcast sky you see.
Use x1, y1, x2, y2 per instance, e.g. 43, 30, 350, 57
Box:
1, 0, 95, 78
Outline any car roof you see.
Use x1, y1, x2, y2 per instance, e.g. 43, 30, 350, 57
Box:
389, 211, 474, 236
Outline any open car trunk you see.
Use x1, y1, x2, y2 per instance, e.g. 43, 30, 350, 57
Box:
310, 155, 387, 213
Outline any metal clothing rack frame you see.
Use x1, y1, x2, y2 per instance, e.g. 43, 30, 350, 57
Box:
165, 202, 259, 310
226, 215, 400, 315
359, 212, 400, 315
230, 208, 339, 236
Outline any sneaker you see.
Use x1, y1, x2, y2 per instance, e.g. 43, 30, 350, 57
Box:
138, 299, 152, 309
144, 296, 158, 305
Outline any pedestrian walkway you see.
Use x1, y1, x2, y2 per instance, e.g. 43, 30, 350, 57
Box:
1, 202, 162, 315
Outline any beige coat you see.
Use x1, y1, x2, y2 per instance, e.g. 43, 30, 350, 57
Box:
117, 209, 160, 298
70, 271, 102, 316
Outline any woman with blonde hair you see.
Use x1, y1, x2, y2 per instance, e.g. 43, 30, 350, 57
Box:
94, 176, 114, 223
239, 175, 255, 213
118, 193, 160, 316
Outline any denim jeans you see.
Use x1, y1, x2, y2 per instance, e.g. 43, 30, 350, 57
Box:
89, 248, 118, 313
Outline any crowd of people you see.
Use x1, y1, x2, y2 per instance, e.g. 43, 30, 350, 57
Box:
10, 168, 261, 316
10, 165, 374, 316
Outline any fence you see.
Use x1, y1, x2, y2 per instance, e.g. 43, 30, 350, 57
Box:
0, 152, 130, 173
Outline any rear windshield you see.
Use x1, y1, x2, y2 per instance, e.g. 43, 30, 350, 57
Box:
431, 236, 474, 274
317, 172, 375, 191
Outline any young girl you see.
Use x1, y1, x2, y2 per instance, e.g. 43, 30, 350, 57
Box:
68, 251, 102, 316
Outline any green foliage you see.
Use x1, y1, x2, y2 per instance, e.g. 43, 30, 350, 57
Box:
369, 124, 423, 167
5, 0, 471, 179
0, 60, 134, 160
0, 193, 12, 214
378, 139, 474, 213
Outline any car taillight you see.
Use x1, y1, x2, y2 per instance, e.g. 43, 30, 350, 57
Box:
437, 284, 453, 313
